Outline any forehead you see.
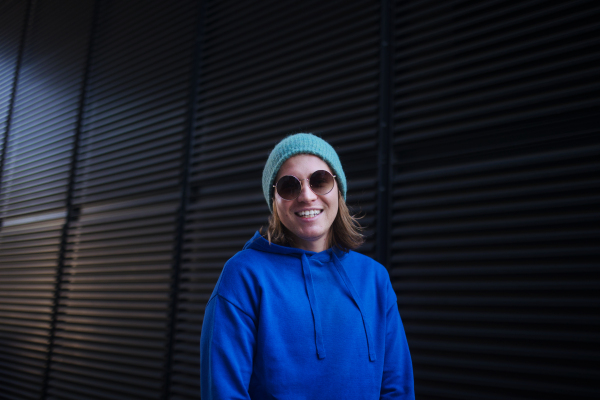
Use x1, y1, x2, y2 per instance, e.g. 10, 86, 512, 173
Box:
276, 154, 332, 179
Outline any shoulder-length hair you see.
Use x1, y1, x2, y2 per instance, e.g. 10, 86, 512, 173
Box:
264, 190, 364, 252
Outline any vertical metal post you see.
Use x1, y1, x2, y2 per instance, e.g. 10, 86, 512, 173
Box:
163, 1, 205, 398
41, 0, 99, 397
376, 0, 393, 268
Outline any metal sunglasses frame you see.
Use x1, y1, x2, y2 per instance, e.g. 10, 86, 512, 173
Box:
273, 170, 337, 201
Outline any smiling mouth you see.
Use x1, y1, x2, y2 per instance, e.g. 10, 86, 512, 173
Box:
295, 210, 323, 219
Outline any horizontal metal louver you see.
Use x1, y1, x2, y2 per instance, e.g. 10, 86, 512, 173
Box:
45, 2, 197, 399
48, 198, 179, 400
0, 0, 91, 398
73, 1, 195, 206
0, 0, 91, 220
3, 1, 597, 398
0, 0, 26, 154
169, 1, 382, 398
391, 0, 600, 398
0, 218, 64, 400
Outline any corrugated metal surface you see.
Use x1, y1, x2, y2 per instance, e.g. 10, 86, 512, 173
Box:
45, 2, 197, 399
391, 0, 600, 398
1, 1, 598, 398
0, 0, 91, 220
0, 0, 91, 398
72, 2, 194, 205
0, 217, 64, 400
168, 1, 381, 397
50, 198, 179, 400
0, 0, 26, 165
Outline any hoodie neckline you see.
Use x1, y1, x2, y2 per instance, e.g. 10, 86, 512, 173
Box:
244, 231, 346, 260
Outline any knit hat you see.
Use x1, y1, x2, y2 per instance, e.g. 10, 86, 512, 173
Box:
262, 133, 346, 212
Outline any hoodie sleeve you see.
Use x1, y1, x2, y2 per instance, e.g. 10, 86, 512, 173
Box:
380, 293, 415, 399
200, 293, 256, 400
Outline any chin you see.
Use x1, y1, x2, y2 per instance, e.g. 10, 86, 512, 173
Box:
295, 227, 329, 242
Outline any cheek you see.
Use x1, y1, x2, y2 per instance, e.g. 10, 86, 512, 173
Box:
330, 206, 338, 222
275, 199, 288, 214
326, 197, 339, 221
275, 200, 293, 225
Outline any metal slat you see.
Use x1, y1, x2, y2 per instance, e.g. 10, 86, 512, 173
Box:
391, 0, 600, 398
0, 0, 25, 146
0, 0, 89, 398
0, 0, 90, 220
46, 2, 198, 396
50, 199, 178, 400
203, 6, 376, 76
74, 3, 194, 205
0, 218, 63, 400
395, 5, 599, 69
50, 369, 158, 400
199, 69, 378, 126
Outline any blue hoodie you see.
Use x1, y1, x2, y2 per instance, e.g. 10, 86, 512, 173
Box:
201, 232, 414, 399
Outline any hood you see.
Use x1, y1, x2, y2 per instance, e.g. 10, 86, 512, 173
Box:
244, 231, 346, 258
243, 232, 376, 362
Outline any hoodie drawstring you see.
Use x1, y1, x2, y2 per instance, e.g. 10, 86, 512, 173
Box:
301, 252, 376, 362
301, 253, 326, 359
332, 253, 377, 362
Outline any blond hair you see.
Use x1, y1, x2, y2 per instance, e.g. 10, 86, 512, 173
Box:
264, 191, 364, 251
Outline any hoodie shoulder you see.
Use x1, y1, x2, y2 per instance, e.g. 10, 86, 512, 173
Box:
218, 248, 269, 284
209, 248, 270, 317
218, 232, 299, 292
345, 250, 388, 273
344, 250, 397, 306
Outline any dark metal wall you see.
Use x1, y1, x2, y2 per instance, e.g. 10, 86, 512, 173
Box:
391, 1, 600, 399
0, 0, 598, 399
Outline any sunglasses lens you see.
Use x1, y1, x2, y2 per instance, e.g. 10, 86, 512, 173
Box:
276, 175, 301, 200
309, 170, 335, 195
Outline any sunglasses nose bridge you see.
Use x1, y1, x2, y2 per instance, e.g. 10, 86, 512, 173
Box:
298, 177, 318, 199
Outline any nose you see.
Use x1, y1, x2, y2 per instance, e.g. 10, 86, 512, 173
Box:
296, 178, 317, 202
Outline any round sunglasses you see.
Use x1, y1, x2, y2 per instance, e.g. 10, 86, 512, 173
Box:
274, 170, 337, 201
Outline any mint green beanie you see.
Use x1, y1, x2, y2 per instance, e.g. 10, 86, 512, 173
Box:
262, 133, 347, 212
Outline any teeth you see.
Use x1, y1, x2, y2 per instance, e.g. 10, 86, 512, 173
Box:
297, 210, 322, 218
